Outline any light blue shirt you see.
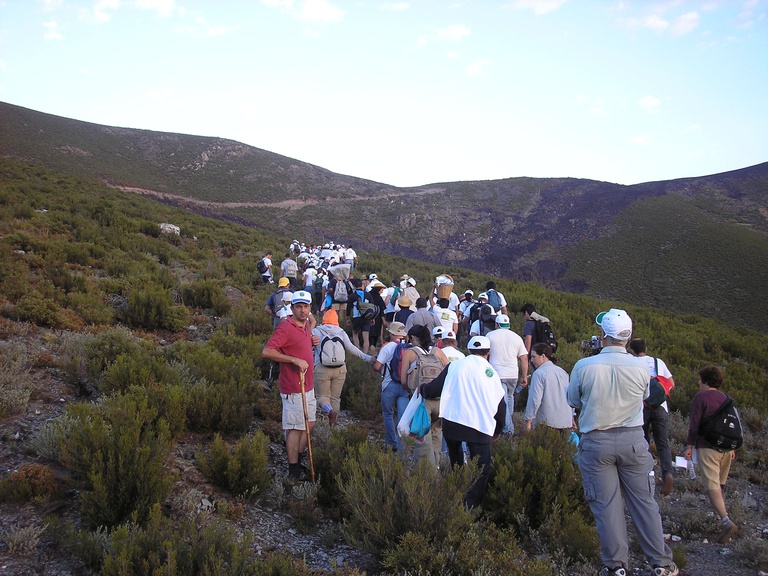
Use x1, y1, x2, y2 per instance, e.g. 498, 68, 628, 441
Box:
524, 360, 573, 429
567, 346, 650, 434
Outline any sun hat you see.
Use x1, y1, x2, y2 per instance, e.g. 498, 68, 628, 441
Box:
596, 308, 632, 339
291, 290, 312, 305
398, 295, 412, 308
407, 277, 416, 286
278, 277, 290, 288
369, 280, 386, 290
388, 322, 407, 337
467, 335, 491, 350
495, 314, 510, 328
281, 291, 293, 302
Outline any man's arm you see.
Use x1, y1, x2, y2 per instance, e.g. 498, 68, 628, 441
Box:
262, 345, 310, 373
518, 353, 529, 387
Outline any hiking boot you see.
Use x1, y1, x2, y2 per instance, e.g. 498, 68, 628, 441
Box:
598, 567, 626, 576
717, 519, 738, 543
661, 473, 674, 496
328, 409, 338, 427
651, 562, 679, 576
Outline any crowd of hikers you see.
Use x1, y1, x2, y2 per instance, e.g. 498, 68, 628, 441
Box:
261, 240, 742, 576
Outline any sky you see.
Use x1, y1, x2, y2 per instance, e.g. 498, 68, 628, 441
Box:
1, 0, 767, 188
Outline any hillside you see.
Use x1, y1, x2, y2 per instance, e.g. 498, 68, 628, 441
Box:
2, 101, 767, 331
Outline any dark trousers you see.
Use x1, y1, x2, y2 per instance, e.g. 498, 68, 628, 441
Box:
445, 437, 492, 509
643, 406, 673, 479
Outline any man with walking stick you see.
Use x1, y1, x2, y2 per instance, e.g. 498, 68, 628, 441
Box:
263, 290, 319, 481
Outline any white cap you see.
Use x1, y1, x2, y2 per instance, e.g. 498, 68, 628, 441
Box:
596, 309, 632, 339
282, 291, 293, 302
444, 330, 457, 339
467, 335, 491, 350
432, 326, 445, 337
495, 314, 510, 328
291, 290, 312, 304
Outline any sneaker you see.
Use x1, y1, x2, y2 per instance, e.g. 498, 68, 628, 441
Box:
717, 519, 738, 543
661, 473, 674, 496
328, 409, 338, 427
598, 567, 627, 576
652, 562, 679, 576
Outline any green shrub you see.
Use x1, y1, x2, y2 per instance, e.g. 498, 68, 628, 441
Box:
28, 413, 78, 461
0, 342, 35, 417
65, 291, 114, 326
341, 356, 381, 421
122, 285, 187, 331
228, 302, 272, 336
98, 346, 179, 394
312, 424, 369, 513
59, 392, 176, 528
337, 442, 477, 556
15, 291, 64, 327
483, 427, 597, 562
182, 278, 231, 315
197, 432, 272, 498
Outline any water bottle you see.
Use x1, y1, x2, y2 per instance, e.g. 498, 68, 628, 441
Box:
687, 459, 696, 479
649, 470, 655, 496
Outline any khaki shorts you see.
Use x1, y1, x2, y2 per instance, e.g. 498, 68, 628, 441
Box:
281, 389, 317, 430
697, 447, 732, 491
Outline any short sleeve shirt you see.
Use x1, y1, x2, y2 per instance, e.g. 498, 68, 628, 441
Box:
264, 319, 314, 394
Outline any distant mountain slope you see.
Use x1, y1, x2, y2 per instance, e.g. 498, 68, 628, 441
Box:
2, 101, 767, 331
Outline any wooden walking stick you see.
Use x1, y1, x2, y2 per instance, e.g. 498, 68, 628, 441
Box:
299, 370, 315, 483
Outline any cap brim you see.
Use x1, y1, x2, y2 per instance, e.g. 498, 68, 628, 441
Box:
595, 311, 608, 325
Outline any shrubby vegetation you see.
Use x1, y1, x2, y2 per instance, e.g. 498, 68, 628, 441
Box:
2, 156, 768, 573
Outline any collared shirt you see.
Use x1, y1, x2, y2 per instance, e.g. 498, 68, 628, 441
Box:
524, 360, 573, 429
264, 318, 314, 395
567, 346, 650, 434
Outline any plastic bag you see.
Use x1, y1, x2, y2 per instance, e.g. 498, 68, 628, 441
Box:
409, 398, 431, 439
397, 388, 422, 437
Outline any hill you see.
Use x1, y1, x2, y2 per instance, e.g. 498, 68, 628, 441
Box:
2, 101, 767, 331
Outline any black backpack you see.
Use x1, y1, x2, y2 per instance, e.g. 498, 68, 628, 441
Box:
534, 320, 558, 353
699, 395, 743, 452
257, 259, 268, 274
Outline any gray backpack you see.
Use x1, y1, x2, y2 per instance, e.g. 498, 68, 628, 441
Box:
406, 347, 445, 391
319, 332, 345, 367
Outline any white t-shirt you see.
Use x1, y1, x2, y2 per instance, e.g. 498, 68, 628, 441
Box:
303, 268, 317, 289
431, 305, 458, 333
345, 248, 357, 261
441, 345, 465, 363
640, 355, 673, 411
487, 328, 528, 380
262, 257, 273, 278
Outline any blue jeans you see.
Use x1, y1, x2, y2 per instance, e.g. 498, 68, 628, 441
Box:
500, 378, 517, 434
579, 427, 672, 570
382, 382, 410, 451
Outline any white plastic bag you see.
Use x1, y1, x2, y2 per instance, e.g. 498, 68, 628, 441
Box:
397, 388, 423, 437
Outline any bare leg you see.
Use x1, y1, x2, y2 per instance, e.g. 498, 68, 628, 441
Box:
707, 488, 728, 519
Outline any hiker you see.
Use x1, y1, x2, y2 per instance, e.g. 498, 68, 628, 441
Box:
428, 294, 459, 335
264, 278, 292, 330
404, 297, 441, 334
280, 253, 299, 289
382, 278, 402, 329
439, 330, 465, 363
685, 366, 739, 544
276, 291, 294, 324
262, 291, 320, 481
520, 303, 551, 354
367, 280, 387, 350
312, 309, 373, 427
373, 322, 411, 452
393, 295, 414, 326
259, 252, 273, 284
487, 313, 529, 435
524, 342, 574, 432
419, 335, 506, 509
483, 281, 508, 315
469, 303, 496, 337
348, 278, 372, 354
400, 276, 420, 309
400, 325, 449, 466
457, 289, 475, 347
344, 245, 357, 271
567, 309, 677, 576
629, 338, 676, 496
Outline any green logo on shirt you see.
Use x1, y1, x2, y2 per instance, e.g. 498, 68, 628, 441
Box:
485, 368, 494, 378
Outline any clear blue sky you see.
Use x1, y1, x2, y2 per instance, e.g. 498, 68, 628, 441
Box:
2, 0, 766, 187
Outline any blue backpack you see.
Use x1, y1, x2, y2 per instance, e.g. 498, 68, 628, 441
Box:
388, 342, 412, 384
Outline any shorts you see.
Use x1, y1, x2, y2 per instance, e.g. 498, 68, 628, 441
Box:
352, 317, 370, 332
281, 389, 317, 430
697, 447, 732, 491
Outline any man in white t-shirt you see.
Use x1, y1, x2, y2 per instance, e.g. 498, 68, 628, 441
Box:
440, 330, 465, 363
260, 252, 273, 284
344, 246, 358, 271
487, 314, 529, 435
429, 296, 458, 335
372, 322, 410, 452
629, 338, 677, 497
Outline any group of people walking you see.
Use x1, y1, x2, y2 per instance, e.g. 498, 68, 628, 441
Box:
261, 241, 739, 576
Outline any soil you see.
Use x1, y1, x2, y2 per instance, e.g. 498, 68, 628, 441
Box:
1, 324, 767, 575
